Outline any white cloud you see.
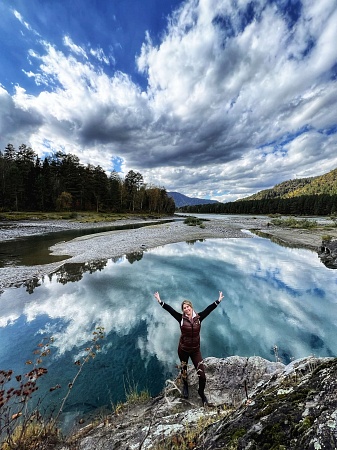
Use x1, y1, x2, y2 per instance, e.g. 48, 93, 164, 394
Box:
13, 9, 33, 32
63, 36, 88, 59
2, 0, 337, 200
89, 47, 113, 65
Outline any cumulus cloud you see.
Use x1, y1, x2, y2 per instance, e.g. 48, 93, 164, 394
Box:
0, 85, 43, 141
2, 0, 337, 201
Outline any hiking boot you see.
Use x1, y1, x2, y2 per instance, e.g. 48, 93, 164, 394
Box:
198, 389, 209, 406
182, 381, 189, 399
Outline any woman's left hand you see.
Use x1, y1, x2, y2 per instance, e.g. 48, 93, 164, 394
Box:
218, 291, 224, 302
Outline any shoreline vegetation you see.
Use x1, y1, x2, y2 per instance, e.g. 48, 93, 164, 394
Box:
1, 212, 337, 293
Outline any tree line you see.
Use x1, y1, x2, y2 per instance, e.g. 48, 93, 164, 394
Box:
179, 194, 337, 216
0, 144, 175, 214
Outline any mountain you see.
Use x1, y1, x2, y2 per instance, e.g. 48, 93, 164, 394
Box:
241, 167, 337, 201
167, 191, 219, 208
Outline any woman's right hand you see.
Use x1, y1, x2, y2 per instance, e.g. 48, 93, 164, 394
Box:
154, 291, 161, 303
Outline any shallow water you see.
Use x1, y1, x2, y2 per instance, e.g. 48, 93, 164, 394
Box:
0, 219, 175, 267
1, 235, 336, 428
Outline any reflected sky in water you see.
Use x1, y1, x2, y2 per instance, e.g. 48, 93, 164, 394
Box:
1, 235, 337, 420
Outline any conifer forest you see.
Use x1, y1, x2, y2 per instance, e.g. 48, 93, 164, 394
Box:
0, 144, 175, 214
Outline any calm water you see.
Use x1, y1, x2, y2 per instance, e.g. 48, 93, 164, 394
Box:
0, 219, 176, 267
1, 234, 337, 428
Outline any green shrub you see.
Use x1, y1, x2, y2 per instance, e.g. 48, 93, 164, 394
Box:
184, 216, 203, 227
270, 218, 317, 228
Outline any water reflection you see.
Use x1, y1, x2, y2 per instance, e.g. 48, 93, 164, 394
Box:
0, 236, 336, 424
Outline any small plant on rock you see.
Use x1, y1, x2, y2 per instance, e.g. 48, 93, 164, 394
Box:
123, 371, 150, 405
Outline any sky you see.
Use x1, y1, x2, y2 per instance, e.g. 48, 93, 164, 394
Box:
0, 0, 337, 202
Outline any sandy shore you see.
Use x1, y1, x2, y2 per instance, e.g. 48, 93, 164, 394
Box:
1, 215, 335, 293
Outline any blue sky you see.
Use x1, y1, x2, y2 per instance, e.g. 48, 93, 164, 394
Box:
1, 0, 337, 202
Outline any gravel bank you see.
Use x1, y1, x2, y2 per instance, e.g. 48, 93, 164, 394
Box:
1, 215, 333, 293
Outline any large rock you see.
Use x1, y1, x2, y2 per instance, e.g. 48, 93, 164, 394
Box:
187, 355, 285, 407
195, 356, 337, 450
60, 356, 337, 450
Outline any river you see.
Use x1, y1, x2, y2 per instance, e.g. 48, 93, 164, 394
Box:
0, 217, 336, 430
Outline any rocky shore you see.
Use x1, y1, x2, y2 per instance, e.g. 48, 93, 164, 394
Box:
59, 355, 337, 450
1, 214, 336, 293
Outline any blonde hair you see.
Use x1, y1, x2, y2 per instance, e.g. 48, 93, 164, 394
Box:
181, 300, 193, 311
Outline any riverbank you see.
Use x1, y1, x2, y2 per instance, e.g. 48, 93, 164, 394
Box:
1, 215, 336, 293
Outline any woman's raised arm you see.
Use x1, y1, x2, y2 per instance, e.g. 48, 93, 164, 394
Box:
154, 291, 161, 303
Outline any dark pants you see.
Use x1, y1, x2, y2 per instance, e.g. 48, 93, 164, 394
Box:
178, 346, 206, 395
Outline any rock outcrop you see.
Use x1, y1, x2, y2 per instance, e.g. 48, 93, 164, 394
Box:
318, 239, 337, 268
61, 356, 337, 450
196, 356, 337, 450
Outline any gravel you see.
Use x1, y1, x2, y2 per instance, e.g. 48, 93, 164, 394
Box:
2, 214, 331, 293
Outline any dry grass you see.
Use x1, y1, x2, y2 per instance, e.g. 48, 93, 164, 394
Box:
0, 211, 165, 222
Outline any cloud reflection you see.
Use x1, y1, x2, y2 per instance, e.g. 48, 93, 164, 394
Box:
0, 237, 336, 370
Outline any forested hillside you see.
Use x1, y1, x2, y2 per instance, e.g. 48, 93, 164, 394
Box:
244, 168, 337, 200
243, 177, 314, 200
0, 144, 175, 214
179, 168, 337, 216
286, 168, 337, 197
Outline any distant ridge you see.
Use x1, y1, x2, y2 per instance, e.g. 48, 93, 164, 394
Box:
167, 191, 219, 208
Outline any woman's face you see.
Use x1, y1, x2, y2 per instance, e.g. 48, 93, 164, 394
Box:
183, 303, 193, 316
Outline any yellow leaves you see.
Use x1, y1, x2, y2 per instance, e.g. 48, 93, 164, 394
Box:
114, 402, 124, 415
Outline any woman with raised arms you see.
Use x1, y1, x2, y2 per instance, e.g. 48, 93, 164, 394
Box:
153, 290, 224, 406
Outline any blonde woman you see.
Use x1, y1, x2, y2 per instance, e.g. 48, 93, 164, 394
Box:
154, 291, 224, 405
